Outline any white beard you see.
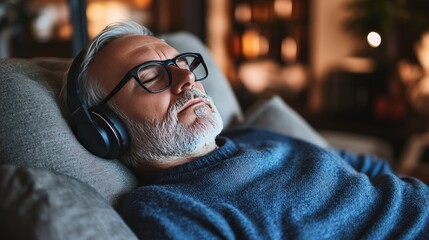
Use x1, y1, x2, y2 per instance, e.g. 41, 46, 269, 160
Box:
114, 88, 223, 169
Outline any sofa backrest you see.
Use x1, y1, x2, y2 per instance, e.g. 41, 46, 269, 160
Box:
0, 57, 138, 205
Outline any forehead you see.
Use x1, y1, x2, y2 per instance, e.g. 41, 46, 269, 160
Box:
88, 35, 179, 82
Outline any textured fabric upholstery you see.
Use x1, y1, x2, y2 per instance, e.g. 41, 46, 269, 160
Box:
0, 165, 137, 240
0, 58, 137, 205
242, 95, 329, 148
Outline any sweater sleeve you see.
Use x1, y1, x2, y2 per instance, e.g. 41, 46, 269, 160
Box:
332, 149, 396, 179
119, 189, 236, 240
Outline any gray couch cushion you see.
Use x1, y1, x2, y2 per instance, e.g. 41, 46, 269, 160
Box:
0, 165, 137, 240
242, 95, 329, 148
160, 32, 244, 127
0, 58, 137, 205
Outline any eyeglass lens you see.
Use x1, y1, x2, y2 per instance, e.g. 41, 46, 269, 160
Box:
176, 55, 206, 80
137, 64, 169, 92
137, 54, 207, 92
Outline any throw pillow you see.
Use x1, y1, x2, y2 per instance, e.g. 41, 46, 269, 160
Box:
0, 165, 137, 240
242, 95, 329, 148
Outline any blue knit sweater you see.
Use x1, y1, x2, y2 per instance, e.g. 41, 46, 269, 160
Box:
119, 128, 429, 239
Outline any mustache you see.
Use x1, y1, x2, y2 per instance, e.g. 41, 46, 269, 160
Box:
169, 88, 211, 115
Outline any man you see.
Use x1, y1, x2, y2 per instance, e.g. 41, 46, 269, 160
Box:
62, 21, 429, 239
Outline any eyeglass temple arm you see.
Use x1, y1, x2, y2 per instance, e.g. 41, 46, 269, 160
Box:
96, 77, 131, 107
188, 58, 200, 72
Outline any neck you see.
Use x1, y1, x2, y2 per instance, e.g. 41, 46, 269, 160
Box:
136, 140, 218, 177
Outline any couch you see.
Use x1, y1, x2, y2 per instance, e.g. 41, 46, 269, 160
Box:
0, 32, 392, 239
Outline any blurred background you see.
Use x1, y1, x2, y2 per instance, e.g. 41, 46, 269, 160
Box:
1, 0, 429, 177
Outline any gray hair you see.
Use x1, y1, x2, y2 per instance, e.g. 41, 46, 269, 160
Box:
60, 21, 153, 109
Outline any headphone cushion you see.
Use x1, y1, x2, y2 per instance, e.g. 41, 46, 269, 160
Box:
89, 106, 129, 159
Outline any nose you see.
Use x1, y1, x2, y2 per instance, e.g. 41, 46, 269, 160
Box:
169, 66, 196, 94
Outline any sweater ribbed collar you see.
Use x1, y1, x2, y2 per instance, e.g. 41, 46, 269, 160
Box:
139, 136, 239, 184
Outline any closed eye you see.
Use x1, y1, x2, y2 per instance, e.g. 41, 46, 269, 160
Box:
142, 76, 160, 87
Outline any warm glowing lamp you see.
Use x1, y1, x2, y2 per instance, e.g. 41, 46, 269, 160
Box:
87, 1, 130, 39
274, 0, 292, 19
133, 0, 151, 8
367, 31, 382, 48
242, 29, 269, 58
235, 4, 252, 22
281, 37, 297, 62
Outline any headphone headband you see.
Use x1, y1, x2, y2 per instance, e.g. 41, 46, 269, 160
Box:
67, 49, 91, 125
66, 48, 129, 159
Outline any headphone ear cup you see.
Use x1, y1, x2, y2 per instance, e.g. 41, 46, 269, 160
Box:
89, 106, 129, 159
75, 122, 111, 158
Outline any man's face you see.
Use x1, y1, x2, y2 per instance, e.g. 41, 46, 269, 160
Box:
90, 35, 209, 126
89, 35, 223, 169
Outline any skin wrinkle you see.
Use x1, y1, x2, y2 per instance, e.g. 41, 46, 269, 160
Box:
147, 44, 171, 63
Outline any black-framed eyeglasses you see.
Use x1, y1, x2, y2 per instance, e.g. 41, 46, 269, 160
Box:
97, 52, 208, 106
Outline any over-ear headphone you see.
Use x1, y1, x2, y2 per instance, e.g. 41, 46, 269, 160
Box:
66, 49, 129, 159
